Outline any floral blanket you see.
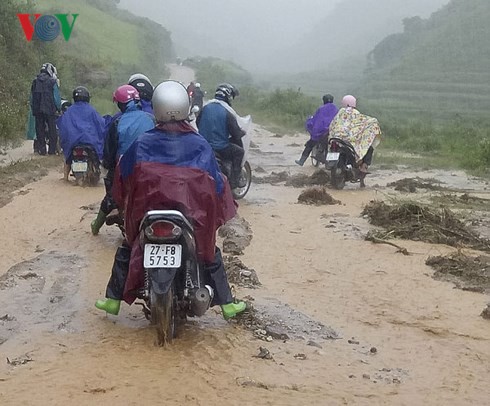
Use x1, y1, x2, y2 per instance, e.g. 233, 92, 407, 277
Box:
329, 107, 381, 160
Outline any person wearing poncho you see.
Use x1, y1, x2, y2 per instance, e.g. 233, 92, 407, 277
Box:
94, 80, 247, 321
329, 95, 381, 186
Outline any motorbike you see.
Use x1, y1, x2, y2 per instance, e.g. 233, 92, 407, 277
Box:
327, 137, 366, 189
216, 154, 252, 200
135, 210, 214, 345
310, 138, 329, 167
216, 114, 253, 200
70, 144, 101, 186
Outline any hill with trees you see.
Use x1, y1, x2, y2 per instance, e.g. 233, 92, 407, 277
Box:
0, 0, 174, 145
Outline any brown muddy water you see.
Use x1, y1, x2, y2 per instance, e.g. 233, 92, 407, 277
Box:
0, 124, 489, 406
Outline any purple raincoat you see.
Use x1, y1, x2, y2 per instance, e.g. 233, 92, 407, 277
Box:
305, 103, 339, 141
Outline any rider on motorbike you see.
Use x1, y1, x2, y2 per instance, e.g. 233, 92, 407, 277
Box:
295, 94, 338, 166
197, 83, 247, 189
191, 82, 205, 111
91, 85, 155, 235
128, 73, 154, 114
57, 86, 106, 181
329, 95, 381, 187
94, 80, 246, 320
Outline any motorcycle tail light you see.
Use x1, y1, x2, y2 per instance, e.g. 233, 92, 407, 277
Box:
145, 221, 182, 241
73, 147, 88, 157
331, 142, 339, 152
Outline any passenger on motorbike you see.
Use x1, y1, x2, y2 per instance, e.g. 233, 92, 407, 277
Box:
128, 73, 154, 114
191, 82, 205, 111
296, 94, 339, 166
91, 85, 155, 235
329, 95, 381, 187
197, 83, 247, 189
95, 80, 246, 320
57, 86, 105, 181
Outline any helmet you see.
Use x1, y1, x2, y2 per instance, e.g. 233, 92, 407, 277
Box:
41, 62, 57, 78
322, 94, 334, 104
128, 73, 152, 86
128, 73, 154, 101
113, 85, 140, 104
73, 86, 90, 103
195, 82, 201, 88
341, 95, 357, 108
215, 83, 239, 104
152, 80, 191, 123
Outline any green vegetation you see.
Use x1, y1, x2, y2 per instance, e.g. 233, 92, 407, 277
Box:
359, 0, 490, 173
0, 0, 174, 145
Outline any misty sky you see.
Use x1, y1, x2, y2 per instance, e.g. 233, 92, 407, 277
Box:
119, 0, 337, 70
119, 0, 448, 73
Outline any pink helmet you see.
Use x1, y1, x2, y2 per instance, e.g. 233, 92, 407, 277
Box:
113, 85, 140, 103
341, 95, 357, 108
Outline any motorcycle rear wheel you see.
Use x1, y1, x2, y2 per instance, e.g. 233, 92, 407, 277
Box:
331, 157, 346, 190
87, 160, 101, 186
151, 287, 177, 346
232, 161, 252, 200
310, 145, 321, 167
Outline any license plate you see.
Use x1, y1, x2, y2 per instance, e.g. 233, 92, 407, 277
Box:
72, 161, 88, 172
326, 152, 340, 161
144, 244, 182, 268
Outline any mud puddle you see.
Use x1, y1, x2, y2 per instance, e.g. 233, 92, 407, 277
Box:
0, 251, 85, 347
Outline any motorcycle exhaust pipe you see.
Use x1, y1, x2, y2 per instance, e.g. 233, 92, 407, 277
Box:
191, 286, 213, 317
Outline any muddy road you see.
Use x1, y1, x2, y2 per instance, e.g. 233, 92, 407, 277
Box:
0, 124, 489, 405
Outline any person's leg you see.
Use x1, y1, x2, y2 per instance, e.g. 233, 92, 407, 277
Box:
296, 139, 317, 166
34, 115, 47, 155
91, 173, 115, 235
95, 242, 131, 315
362, 146, 374, 167
205, 247, 246, 319
46, 115, 58, 155
63, 162, 70, 181
218, 145, 245, 188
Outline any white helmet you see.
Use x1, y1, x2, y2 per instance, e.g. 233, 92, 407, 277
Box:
41, 62, 57, 78
152, 81, 190, 123
195, 82, 201, 88
128, 73, 153, 87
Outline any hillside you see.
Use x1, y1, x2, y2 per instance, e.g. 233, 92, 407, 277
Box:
282, 0, 448, 72
0, 0, 174, 145
361, 0, 490, 122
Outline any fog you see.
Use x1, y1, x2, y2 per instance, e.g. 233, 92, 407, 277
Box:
119, 0, 448, 74
119, 0, 337, 71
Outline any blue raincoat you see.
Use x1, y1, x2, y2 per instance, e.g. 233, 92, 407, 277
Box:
57, 101, 106, 161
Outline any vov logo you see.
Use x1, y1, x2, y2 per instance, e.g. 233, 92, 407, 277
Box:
17, 14, 79, 42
